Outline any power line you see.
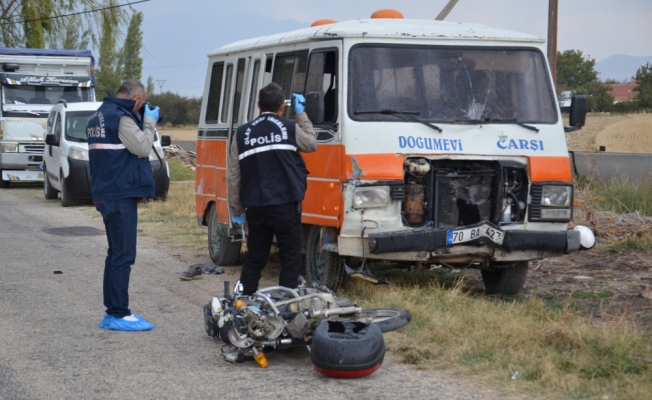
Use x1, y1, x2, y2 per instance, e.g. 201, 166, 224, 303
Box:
3, 0, 151, 25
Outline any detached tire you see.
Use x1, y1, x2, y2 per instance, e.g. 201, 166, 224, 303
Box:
481, 261, 529, 295
306, 225, 347, 291
311, 320, 385, 378
43, 165, 58, 200
346, 308, 411, 333
207, 203, 241, 266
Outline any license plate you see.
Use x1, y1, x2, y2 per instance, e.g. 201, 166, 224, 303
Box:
446, 224, 505, 245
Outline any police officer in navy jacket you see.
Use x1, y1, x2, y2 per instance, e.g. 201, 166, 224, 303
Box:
87, 79, 160, 331
228, 83, 317, 295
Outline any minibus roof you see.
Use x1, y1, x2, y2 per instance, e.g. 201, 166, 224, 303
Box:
209, 18, 543, 56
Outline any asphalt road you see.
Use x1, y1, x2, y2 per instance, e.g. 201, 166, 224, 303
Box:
0, 187, 501, 400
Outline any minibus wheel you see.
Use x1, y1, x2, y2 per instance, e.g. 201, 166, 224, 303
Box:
305, 225, 347, 291
207, 203, 241, 266
481, 261, 529, 295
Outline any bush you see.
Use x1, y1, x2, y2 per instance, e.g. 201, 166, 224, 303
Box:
148, 92, 201, 126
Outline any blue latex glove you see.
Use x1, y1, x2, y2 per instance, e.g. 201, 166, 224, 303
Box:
231, 213, 246, 225
293, 93, 305, 114
144, 104, 160, 121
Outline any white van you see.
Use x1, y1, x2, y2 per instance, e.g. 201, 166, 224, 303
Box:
44, 100, 171, 206
195, 11, 588, 294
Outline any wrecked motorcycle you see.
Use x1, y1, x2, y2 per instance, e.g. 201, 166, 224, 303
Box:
204, 280, 410, 377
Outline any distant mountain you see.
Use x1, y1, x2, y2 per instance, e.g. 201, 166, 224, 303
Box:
140, 12, 306, 97
595, 54, 652, 82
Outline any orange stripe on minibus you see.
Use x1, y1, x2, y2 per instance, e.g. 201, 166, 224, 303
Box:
344, 153, 405, 180
529, 156, 572, 182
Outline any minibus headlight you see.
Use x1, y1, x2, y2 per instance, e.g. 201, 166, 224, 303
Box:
541, 185, 572, 207
69, 146, 89, 161
0, 143, 18, 153
353, 186, 390, 209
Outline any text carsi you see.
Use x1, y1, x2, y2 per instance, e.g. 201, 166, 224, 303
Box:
398, 136, 464, 151
496, 139, 545, 151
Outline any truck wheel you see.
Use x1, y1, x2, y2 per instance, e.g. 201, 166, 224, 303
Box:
481, 261, 529, 295
0, 171, 9, 189
306, 225, 347, 291
207, 203, 241, 266
43, 165, 58, 200
60, 171, 75, 207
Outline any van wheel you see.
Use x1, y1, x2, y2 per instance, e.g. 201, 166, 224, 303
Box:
60, 171, 75, 207
0, 171, 9, 189
481, 261, 529, 295
207, 203, 241, 266
43, 165, 58, 200
306, 225, 347, 291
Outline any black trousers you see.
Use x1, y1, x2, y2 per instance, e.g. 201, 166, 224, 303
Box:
239, 202, 302, 295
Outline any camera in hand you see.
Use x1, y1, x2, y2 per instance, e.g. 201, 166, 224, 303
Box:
139, 102, 163, 123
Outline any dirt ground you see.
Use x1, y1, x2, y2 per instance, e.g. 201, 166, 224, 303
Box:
158, 126, 198, 141
566, 113, 652, 152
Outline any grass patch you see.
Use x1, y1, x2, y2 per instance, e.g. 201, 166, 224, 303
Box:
575, 175, 652, 216
168, 159, 196, 181
138, 181, 207, 251
604, 236, 652, 253
571, 290, 614, 300
342, 278, 652, 399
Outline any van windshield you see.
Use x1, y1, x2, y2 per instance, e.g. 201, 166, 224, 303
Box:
66, 111, 95, 142
349, 45, 557, 124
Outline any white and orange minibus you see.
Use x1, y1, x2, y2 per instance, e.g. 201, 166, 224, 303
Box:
195, 11, 587, 294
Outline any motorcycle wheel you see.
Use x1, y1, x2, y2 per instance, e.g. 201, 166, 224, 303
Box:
340, 308, 411, 333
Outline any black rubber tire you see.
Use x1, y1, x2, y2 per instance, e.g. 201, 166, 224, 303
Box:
343, 308, 411, 333
43, 165, 58, 200
207, 203, 241, 266
481, 261, 529, 295
60, 171, 75, 207
0, 171, 9, 188
305, 225, 347, 291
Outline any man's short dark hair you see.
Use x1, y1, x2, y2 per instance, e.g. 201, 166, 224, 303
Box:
117, 79, 145, 97
259, 83, 285, 113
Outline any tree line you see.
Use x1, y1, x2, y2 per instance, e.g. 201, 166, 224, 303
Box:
556, 49, 652, 112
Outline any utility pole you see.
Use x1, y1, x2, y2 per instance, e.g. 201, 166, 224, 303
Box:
436, 0, 459, 20
548, 0, 558, 85
156, 79, 166, 94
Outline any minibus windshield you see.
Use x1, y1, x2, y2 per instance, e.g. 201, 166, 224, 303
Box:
349, 45, 557, 124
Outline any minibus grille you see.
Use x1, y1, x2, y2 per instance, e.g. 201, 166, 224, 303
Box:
432, 163, 498, 228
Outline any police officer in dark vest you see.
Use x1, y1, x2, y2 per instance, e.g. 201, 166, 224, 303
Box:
87, 79, 160, 331
228, 83, 317, 295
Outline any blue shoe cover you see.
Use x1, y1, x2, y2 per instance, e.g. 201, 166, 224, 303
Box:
107, 313, 155, 331
98, 314, 112, 329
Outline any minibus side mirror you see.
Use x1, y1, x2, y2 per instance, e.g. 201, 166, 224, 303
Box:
305, 91, 325, 124
567, 95, 587, 132
45, 133, 58, 146
160, 135, 171, 147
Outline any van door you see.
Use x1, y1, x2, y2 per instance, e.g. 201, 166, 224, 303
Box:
301, 40, 343, 228
49, 112, 63, 190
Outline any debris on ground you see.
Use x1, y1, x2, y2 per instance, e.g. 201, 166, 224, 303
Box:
164, 144, 196, 171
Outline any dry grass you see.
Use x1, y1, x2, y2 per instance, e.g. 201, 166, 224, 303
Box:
138, 181, 207, 252
343, 277, 652, 400
158, 125, 198, 141
566, 113, 652, 152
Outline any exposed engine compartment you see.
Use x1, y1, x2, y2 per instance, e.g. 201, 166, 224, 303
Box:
402, 158, 529, 228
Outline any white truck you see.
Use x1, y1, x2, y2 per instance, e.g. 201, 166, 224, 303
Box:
0, 48, 95, 188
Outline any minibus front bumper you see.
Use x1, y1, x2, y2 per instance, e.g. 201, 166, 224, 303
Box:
368, 224, 581, 255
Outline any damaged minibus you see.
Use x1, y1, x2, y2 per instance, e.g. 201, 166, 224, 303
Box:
195, 11, 587, 294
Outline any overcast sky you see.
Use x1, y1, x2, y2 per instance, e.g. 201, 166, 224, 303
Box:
127, 0, 652, 97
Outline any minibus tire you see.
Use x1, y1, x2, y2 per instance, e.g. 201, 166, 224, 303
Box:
43, 165, 58, 200
481, 261, 529, 295
306, 225, 347, 291
207, 203, 241, 266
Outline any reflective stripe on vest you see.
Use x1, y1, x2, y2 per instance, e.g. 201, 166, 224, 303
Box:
238, 143, 297, 160
89, 143, 127, 150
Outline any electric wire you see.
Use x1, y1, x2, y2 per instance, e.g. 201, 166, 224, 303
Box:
2, 0, 151, 25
